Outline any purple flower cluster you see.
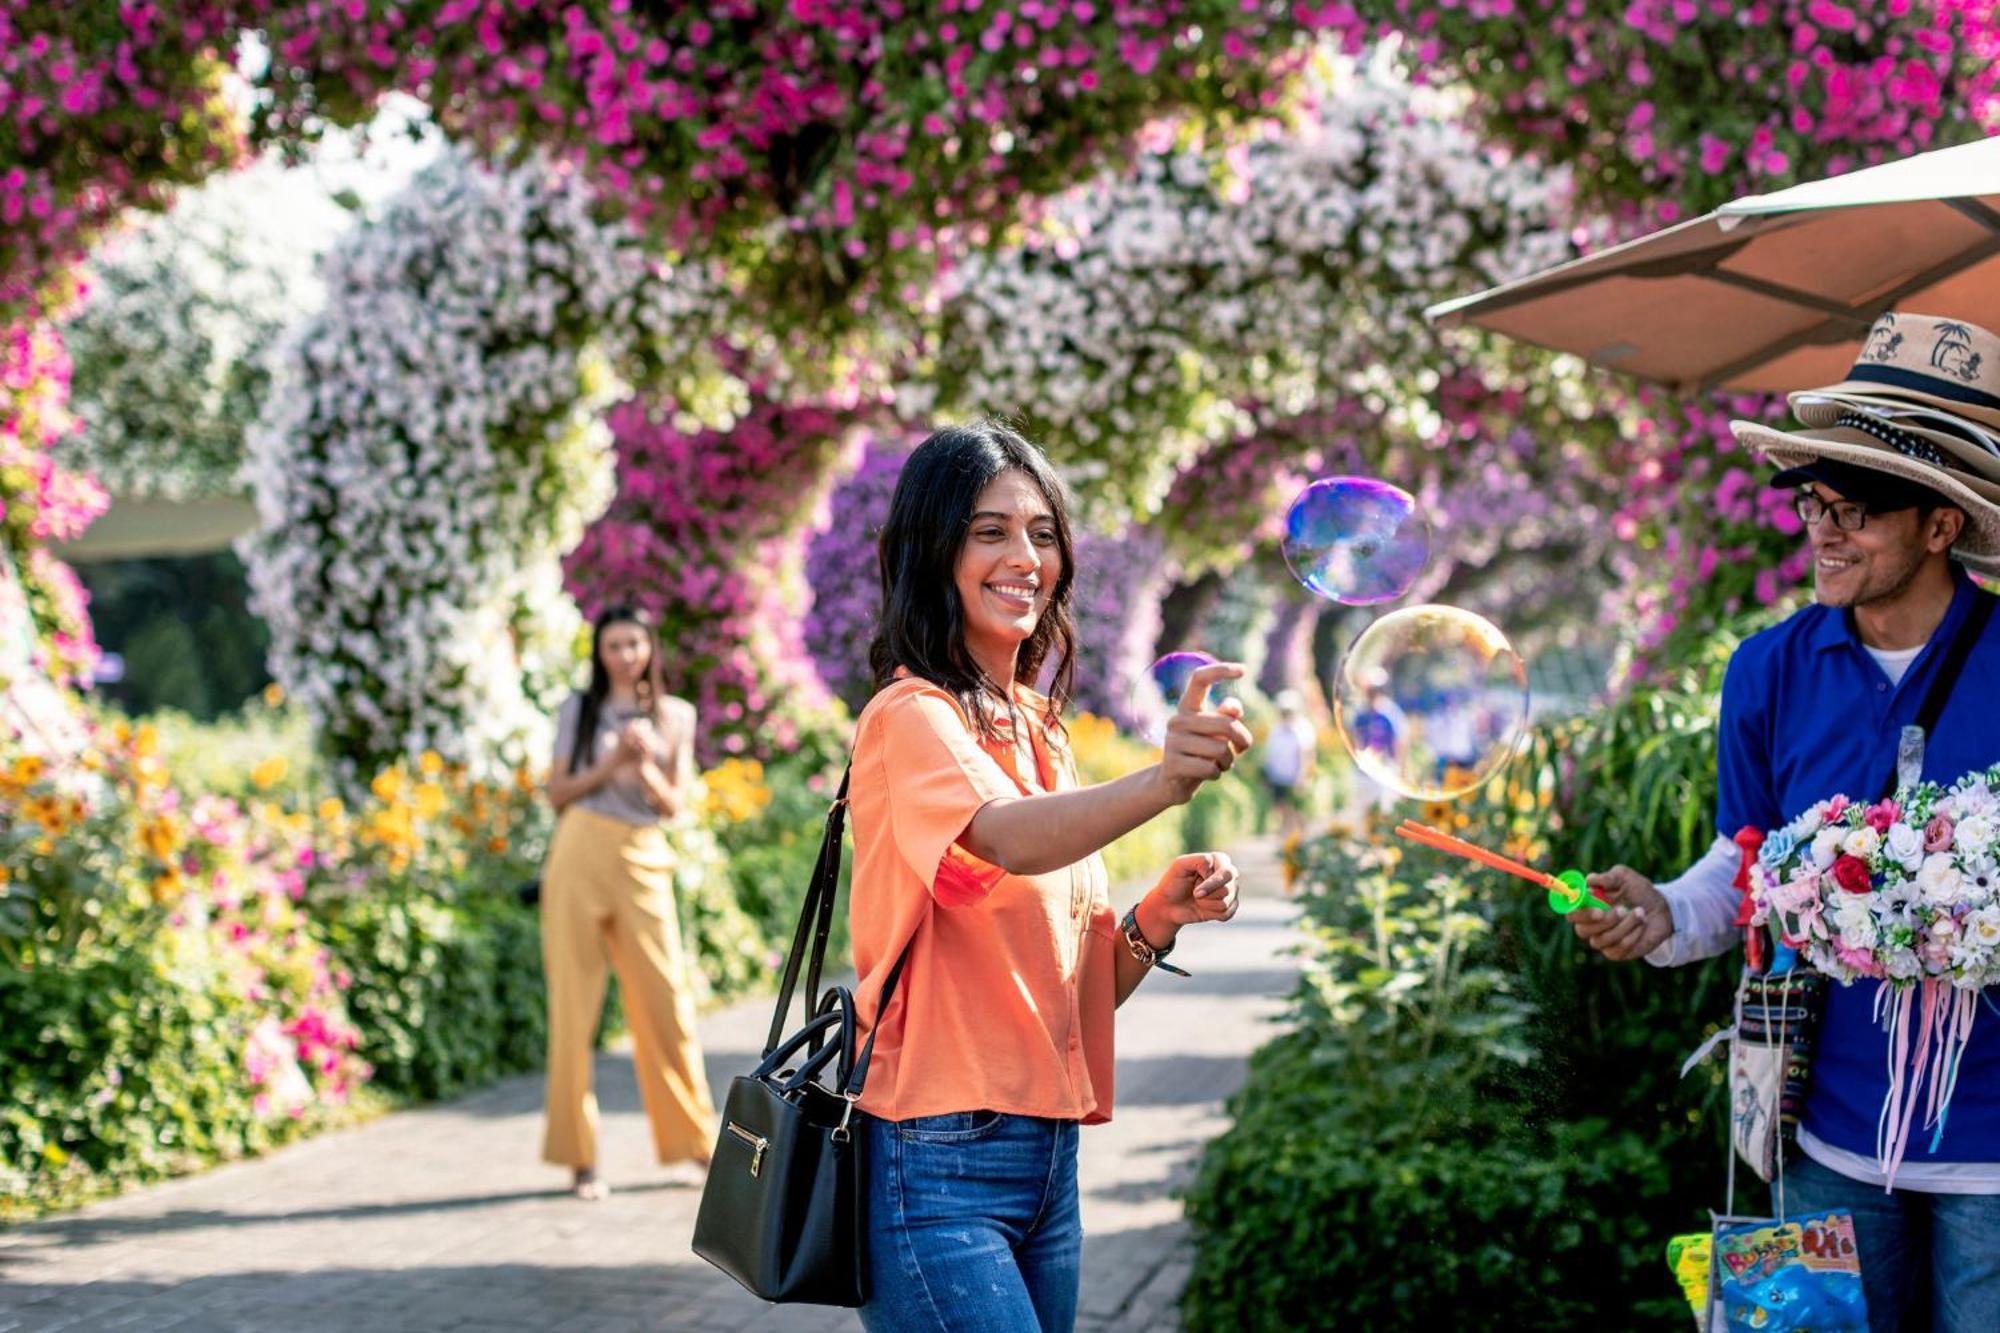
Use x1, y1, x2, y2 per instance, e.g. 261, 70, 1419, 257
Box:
1063, 524, 1170, 728
803, 434, 912, 713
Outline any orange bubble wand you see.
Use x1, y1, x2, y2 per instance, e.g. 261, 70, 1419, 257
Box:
1393, 819, 1610, 915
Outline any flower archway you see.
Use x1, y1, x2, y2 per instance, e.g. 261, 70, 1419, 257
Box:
243, 149, 710, 784
1, 3, 1362, 763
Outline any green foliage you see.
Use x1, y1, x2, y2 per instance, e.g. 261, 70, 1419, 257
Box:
316, 888, 549, 1103
707, 730, 852, 969
0, 935, 332, 1221
74, 550, 273, 721
1183, 769, 1266, 857
1184, 616, 1773, 1329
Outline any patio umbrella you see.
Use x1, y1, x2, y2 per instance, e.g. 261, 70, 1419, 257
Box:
1426, 135, 2000, 393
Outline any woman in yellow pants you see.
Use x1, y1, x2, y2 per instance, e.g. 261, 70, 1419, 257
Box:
541, 604, 716, 1199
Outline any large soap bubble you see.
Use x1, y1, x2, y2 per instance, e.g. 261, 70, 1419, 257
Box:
1281, 478, 1430, 606
1128, 651, 1233, 746
1334, 606, 1528, 800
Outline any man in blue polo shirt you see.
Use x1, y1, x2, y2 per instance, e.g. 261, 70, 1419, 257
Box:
1572, 311, 2000, 1332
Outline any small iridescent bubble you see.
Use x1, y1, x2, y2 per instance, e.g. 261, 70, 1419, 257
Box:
1281, 478, 1431, 606
1333, 606, 1528, 801
1128, 651, 1231, 746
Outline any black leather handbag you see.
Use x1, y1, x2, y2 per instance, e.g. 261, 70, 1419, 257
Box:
691, 768, 907, 1307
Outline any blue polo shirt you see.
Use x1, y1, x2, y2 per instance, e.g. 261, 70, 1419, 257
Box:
1717, 566, 2000, 1164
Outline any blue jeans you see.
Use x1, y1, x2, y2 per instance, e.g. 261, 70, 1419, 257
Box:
1782, 1152, 2000, 1333
858, 1111, 1082, 1332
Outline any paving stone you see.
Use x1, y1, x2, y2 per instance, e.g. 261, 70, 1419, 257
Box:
0, 839, 1297, 1332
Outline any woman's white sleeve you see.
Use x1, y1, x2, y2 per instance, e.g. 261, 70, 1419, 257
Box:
1644, 834, 1745, 968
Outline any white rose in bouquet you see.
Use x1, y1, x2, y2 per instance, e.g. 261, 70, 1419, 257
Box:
1833, 895, 1879, 948
1885, 822, 1925, 872
1952, 781, 1998, 818
1842, 825, 1882, 860
1955, 813, 1997, 854
1885, 950, 1924, 981
1917, 853, 1967, 906
1788, 806, 1826, 839
1967, 906, 2000, 949
1811, 827, 1845, 869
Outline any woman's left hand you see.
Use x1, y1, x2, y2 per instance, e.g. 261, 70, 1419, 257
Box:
1146, 851, 1241, 929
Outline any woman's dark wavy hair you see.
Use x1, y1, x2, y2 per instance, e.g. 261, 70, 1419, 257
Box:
868, 420, 1078, 738
567, 603, 665, 776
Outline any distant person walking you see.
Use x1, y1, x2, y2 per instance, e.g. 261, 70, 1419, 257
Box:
1261, 689, 1317, 842
1343, 677, 1406, 827
540, 604, 714, 1200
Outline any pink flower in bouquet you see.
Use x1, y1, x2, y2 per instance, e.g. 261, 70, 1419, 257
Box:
1768, 873, 1819, 915
1833, 941, 1882, 976
1832, 855, 1874, 895
1924, 815, 1956, 854
1780, 894, 1824, 947
1826, 795, 1851, 820
1865, 799, 1901, 834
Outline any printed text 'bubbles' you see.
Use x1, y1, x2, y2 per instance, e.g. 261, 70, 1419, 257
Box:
1282, 478, 1430, 606
1128, 651, 1235, 747
1333, 606, 1528, 801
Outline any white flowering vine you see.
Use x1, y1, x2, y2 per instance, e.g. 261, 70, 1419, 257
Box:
923, 53, 1574, 524
244, 148, 724, 786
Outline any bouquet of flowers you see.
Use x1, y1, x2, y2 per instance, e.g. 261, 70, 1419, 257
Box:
1749, 763, 2000, 1184
1750, 764, 2000, 990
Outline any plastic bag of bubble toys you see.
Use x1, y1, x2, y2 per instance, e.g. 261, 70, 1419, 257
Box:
1709, 1211, 1868, 1332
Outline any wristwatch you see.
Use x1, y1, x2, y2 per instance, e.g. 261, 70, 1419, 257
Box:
1120, 905, 1190, 977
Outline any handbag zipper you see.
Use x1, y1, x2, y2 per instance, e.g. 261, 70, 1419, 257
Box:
726, 1121, 769, 1178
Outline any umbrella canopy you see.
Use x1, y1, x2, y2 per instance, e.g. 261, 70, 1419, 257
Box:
1427, 136, 2000, 393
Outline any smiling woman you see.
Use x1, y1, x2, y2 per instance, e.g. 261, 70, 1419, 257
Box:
956, 470, 1063, 668
835, 419, 1256, 1331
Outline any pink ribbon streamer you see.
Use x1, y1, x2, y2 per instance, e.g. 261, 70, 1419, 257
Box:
1875, 979, 1983, 1191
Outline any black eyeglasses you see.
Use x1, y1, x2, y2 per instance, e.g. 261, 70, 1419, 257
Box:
1792, 492, 1872, 532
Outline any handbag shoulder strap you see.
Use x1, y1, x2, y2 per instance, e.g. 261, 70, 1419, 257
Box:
843, 947, 909, 1097
1875, 590, 1996, 800
759, 764, 916, 1103
764, 766, 851, 1055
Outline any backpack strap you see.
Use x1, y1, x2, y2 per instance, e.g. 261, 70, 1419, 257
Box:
1875, 591, 1996, 800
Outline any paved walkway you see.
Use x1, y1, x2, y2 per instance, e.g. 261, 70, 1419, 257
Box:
0, 839, 1298, 1333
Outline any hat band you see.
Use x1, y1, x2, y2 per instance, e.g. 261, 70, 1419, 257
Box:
1845, 363, 2000, 414
1835, 411, 1949, 470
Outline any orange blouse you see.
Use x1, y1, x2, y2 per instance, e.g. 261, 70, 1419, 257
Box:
848, 675, 1120, 1124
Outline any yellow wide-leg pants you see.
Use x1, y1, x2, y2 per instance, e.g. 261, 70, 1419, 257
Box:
540, 805, 716, 1168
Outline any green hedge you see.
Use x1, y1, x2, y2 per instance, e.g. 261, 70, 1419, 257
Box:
1, 935, 327, 1218
1183, 617, 1767, 1330
317, 889, 551, 1103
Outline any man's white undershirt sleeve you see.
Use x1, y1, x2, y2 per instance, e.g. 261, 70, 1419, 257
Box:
1643, 834, 1744, 967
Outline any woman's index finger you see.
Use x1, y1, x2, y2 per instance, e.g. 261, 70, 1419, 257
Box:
1177, 662, 1246, 713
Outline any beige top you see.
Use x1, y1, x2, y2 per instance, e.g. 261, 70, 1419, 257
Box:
550, 692, 691, 828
